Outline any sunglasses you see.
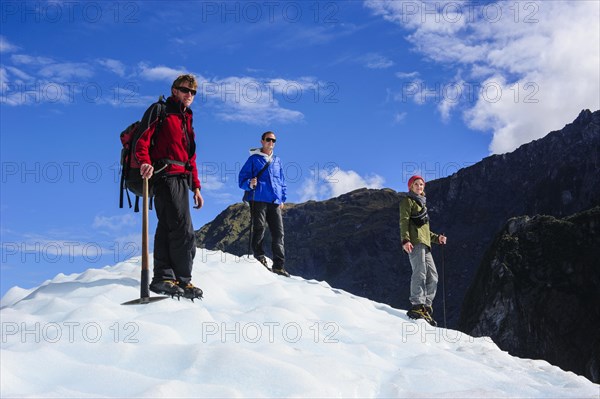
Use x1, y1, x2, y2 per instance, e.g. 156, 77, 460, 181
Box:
177, 86, 197, 95
264, 138, 276, 143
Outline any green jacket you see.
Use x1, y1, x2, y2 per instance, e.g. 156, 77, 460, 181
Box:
399, 196, 440, 249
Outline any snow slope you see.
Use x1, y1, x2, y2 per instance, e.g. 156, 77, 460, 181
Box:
1, 252, 598, 398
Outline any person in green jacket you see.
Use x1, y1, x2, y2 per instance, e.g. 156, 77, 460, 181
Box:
400, 175, 447, 326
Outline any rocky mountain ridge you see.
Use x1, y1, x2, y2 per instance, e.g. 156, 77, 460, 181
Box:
459, 207, 600, 383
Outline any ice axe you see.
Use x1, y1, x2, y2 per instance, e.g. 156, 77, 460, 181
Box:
122, 177, 168, 305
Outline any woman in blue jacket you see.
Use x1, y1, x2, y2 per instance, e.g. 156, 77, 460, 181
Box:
239, 131, 289, 277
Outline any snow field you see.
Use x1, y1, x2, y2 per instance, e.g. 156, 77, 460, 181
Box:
1, 252, 598, 398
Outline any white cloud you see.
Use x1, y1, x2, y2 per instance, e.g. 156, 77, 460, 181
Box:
267, 77, 319, 94
396, 71, 420, 79
0, 36, 19, 53
93, 214, 137, 231
366, 0, 600, 154
0, 73, 27, 105
205, 75, 312, 125
1, 55, 186, 106
5, 66, 32, 81
274, 23, 362, 48
1, 52, 314, 125
199, 174, 226, 192
438, 74, 466, 122
328, 169, 385, 198
38, 62, 94, 80
216, 100, 304, 125
10, 54, 54, 65
1, 59, 97, 105
362, 53, 395, 69
365, 0, 468, 35
393, 111, 407, 125
0, 67, 8, 93
97, 58, 126, 77
394, 78, 426, 105
138, 63, 188, 81
298, 168, 385, 202
119, 69, 315, 123
105, 86, 156, 108
6, 53, 94, 81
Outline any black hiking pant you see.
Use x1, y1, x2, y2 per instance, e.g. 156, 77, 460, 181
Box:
152, 174, 195, 285
251, 201, 285, 269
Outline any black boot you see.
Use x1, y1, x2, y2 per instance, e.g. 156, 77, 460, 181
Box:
407, 304, 436, 326
255, 256, 271, 271
424, 306, 437, 327
272, 267, 290, 277
149, 280, 184, 298
181, 282, 203, 301
407, 304, 427, 320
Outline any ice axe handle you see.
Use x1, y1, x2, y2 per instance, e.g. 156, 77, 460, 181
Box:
141, 177, 150, 298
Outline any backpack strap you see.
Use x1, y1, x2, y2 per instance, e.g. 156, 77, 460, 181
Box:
153, 158, 189, 174
155, 96, 167, 137
254, 157, 272, 180
134, 97, 167, 164
243, 156, 273, 203
119, 167, 127, 208
150, 98, 193, 174
133, 193, 152, 213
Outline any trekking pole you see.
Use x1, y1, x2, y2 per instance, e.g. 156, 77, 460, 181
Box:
441, 239, 448, 328
122, 177, 168, 305
247, 188, 255, 259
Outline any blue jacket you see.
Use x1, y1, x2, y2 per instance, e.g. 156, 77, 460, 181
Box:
239, 149, 287, 204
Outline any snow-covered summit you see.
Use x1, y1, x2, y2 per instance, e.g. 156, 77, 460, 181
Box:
1, 252, 598, 398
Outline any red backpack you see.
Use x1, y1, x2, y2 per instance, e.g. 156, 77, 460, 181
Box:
119, 96, 167, 212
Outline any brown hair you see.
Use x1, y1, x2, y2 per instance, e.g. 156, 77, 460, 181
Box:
261, 131, 276, 140
172, 74, 198, 90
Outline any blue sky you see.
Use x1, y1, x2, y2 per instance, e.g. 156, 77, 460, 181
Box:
1, 0, 599, 296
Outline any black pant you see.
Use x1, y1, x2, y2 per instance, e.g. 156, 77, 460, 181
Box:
152, 175, 196, 285
251, 201, 285, 269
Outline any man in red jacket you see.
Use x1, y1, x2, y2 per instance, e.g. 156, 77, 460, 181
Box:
135, 74, 204, 300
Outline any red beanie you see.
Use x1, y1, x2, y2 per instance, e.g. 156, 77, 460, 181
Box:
408, 175, 425, 189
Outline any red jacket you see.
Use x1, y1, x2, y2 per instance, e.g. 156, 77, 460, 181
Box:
135, 96, 201, 190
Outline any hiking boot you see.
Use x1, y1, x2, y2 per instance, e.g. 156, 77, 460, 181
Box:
181, 283, 203, 301
407, 304, 436, 326
272, 267, 290, 277
255, 256, 271, 271
424, 305, 437, 327
407, 304, 428, 320
149, 280, 184, 298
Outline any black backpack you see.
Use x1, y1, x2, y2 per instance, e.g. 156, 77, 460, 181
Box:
399, 192, 430, 227
119, 96, 167, 212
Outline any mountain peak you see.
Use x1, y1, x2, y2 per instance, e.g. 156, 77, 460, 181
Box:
574, 109, 595, 125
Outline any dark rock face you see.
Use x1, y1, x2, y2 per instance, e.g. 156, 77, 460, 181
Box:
280, 188, 405, 303
459, 207, 600, 383
196, 109, 600, 329
196, 202, 251, 256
